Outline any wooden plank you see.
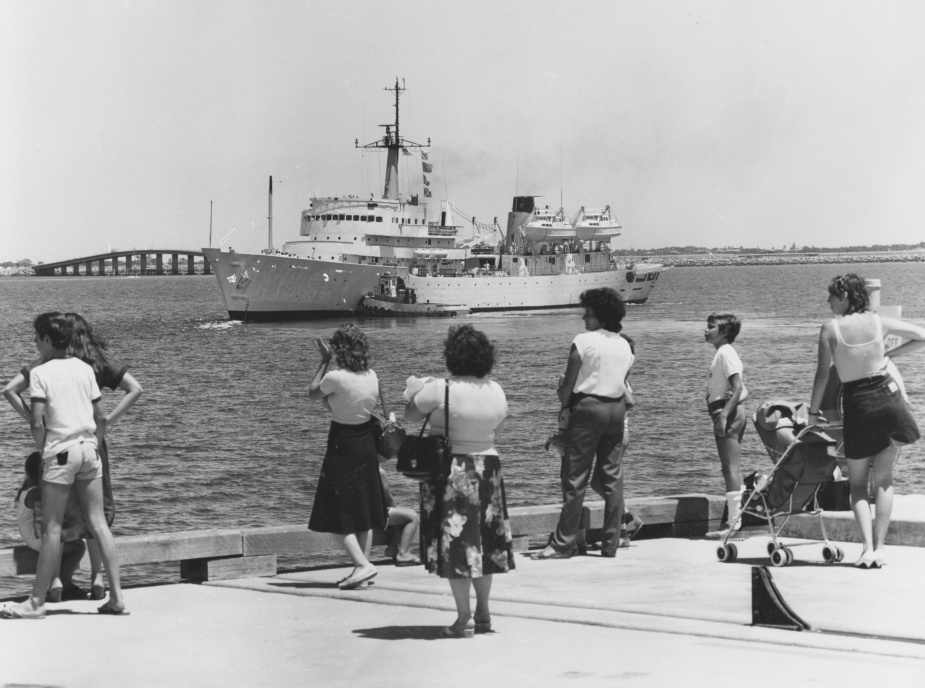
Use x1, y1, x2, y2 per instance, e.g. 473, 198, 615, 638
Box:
240, 525, 391, 557
508, 495, 725, 539
181, 554, 277, 582
116, 530, 242, 566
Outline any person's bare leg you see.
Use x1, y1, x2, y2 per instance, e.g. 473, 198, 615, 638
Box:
847, 456, 875, 564
75, 478, 125, 609
87, 539, 106, 594
870, 445, 898, 560
444, 578, 475, 635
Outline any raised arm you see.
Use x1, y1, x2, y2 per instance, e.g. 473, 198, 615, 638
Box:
881, 316, 925, 359
105, 372, 143, 428
2, 373, 30, 421
308, 337, 332, 401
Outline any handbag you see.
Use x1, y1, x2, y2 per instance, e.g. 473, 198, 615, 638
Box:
372, 381, 406, 460
396, 379, 452, 481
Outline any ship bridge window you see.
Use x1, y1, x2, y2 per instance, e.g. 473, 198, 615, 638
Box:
368, 216, 374, 222
353, 215, 360, 221
362, 215, 368, 221
339, 214, 345, 221
375, 216, 382, 222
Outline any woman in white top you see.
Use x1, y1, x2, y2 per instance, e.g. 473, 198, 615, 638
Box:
810, 274, 925, 568
308, 324, 387, 589
406, 325, 513, 638
534, 287, 634, 560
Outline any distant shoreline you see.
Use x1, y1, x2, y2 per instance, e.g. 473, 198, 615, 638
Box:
622, 251, 925, 268
3, 251, 925, 277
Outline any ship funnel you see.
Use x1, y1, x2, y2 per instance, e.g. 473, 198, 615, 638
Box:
506, 196, 535, 247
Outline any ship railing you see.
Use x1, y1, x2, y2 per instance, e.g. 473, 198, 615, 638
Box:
427, 225, 459, 236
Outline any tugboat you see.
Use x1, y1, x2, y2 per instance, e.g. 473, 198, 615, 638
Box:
358, 273, 470, 318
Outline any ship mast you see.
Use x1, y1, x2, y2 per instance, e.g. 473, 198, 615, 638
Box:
355, 78, 430, 200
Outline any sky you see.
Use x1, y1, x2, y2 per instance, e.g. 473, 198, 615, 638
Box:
2, 0, 925, 263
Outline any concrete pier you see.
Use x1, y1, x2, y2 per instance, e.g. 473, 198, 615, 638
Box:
3, 494, 925, 686
2, 536, 924, 687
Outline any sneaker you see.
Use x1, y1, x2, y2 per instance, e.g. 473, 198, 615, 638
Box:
705, 524, 741, 540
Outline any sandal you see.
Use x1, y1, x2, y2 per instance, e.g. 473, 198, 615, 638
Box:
441, 618, 475, 638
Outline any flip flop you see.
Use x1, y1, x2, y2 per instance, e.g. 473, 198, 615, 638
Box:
394, 557, 421, 567
97, 603, 130, 616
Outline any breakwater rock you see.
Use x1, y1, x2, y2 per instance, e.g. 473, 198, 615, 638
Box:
632, 252, 925, 268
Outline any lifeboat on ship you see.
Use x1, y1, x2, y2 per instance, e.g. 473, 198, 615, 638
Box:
573, 206, 623, 242
521, 206, 576, 243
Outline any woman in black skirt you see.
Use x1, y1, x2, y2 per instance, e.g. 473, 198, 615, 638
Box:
309, 324, 386, 589
809, 274, 925, 568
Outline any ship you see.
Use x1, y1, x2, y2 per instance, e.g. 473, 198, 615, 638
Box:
202, 80, 665, 322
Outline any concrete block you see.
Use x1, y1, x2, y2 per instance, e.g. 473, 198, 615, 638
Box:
0, 546, 39, 577
181, 554, 277, 582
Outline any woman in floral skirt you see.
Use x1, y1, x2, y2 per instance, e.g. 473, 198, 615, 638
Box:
405, 325, 514, 638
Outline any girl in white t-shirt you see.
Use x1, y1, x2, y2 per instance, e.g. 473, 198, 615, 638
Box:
704, 313, 748, 538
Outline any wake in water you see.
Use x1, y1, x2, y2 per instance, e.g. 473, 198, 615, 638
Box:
197, 320, 239, 330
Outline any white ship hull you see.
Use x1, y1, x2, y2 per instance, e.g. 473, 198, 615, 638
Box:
203, 248, 662, 321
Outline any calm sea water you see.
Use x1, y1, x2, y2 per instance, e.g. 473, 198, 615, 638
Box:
1, 262, 924, 595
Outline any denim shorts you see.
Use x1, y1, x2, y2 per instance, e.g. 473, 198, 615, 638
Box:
842, 373, 920, 459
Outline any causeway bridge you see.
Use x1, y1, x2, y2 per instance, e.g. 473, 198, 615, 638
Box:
33, 249, 212, 276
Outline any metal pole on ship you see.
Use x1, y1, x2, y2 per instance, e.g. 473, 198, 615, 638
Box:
268, 176, 274, 252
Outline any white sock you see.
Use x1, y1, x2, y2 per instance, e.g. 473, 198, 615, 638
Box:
726, 488, 746, 530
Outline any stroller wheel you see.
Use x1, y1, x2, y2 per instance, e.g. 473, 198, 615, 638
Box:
833, 546, 844, 563
717, 543, 738, 563
766, 541, 778, 556
822, 546, 835, 563
771, 548, 789, 567
783, 547, 794, 565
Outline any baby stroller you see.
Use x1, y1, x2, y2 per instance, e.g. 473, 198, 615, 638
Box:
716, 400, 844, 566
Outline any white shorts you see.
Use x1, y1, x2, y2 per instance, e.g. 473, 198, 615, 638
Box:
43, 440, 102, 485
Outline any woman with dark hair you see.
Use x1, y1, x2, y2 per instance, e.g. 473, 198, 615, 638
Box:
534, 287, 634, 560
2, 313, 142, 601
405, 325, 513, 638
309, 324, 387, 589
809, 274, 925, 568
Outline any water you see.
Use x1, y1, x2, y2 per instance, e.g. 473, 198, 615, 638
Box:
2, 262, 924, 595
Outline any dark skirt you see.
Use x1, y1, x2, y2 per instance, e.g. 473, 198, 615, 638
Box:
842, 373, 920, 459
420, 454, 515, 579
308, 420, 387, 534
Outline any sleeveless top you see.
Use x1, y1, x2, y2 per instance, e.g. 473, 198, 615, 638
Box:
831, 314, 885, 382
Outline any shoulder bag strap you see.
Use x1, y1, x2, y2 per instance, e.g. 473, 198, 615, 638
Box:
444, 378, 450, 439
378, 380, 390, 419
